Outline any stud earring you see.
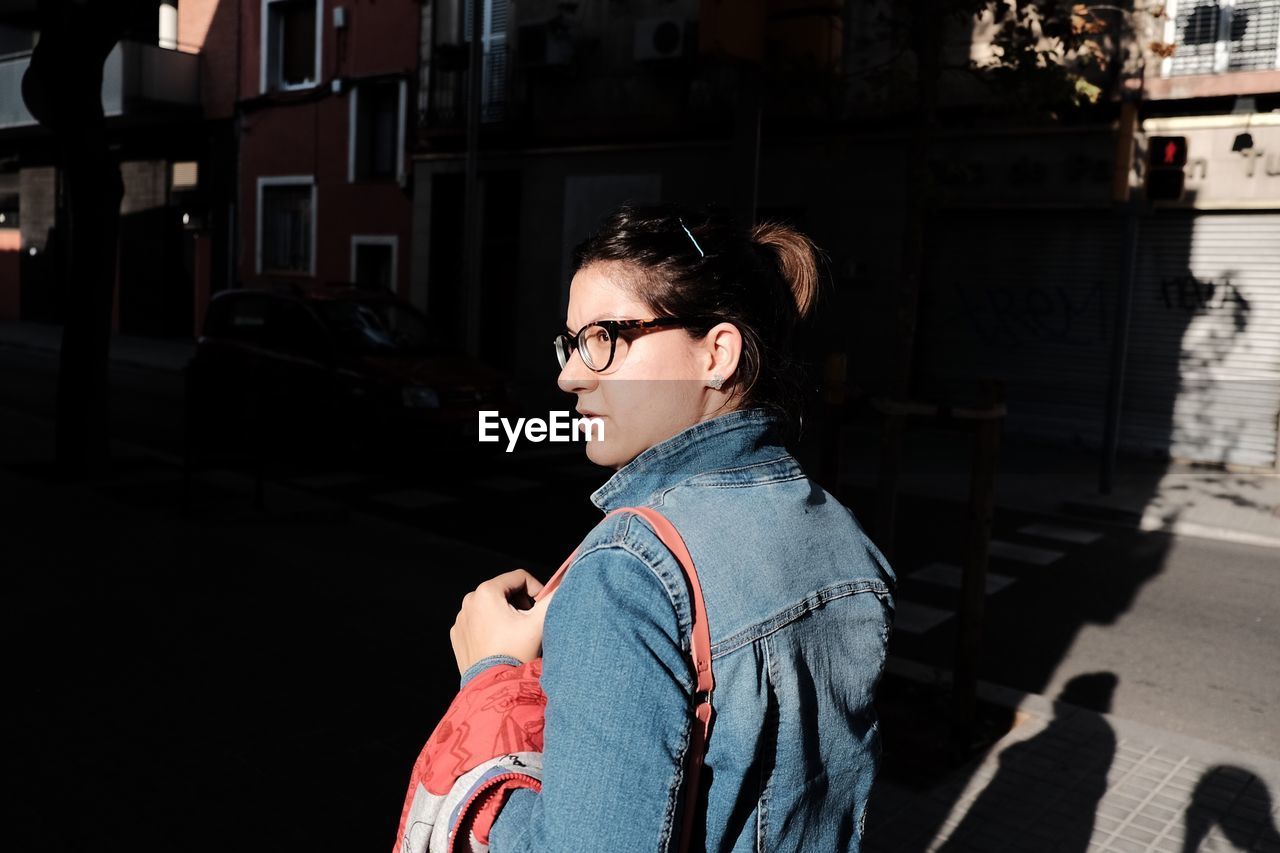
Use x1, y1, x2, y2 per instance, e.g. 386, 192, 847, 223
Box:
709, 374, 725, 390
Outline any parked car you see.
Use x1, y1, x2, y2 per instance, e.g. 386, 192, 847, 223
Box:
186, 285, 510, 461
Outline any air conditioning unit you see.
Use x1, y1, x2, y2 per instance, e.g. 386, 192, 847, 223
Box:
634, 17, 692, 62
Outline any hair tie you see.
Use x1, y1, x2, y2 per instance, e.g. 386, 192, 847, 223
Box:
678, 217, 705, 258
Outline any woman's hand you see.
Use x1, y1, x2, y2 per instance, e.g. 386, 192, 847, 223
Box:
450, 569, 554, 675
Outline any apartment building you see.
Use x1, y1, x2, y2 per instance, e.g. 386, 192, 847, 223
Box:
238, 0, 417, 298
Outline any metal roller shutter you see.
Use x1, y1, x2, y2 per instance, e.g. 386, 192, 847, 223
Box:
921, 212, 1121, 445
1127, 212, 1280, 470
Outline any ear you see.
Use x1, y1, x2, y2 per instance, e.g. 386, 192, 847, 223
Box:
703, 321, 742, 383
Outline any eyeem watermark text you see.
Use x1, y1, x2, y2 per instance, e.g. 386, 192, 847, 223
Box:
479, 411, 605, 452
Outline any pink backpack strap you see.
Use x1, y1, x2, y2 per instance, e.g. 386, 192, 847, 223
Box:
533, 506, 714, 853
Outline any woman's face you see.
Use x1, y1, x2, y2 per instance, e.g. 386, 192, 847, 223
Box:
558, 262, 739, 469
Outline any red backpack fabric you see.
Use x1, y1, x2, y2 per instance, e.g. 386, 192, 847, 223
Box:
393, 507, 714, 853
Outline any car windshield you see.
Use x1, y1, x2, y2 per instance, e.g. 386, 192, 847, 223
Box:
315, 300, 439, 355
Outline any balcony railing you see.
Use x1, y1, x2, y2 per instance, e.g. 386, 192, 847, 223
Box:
421, 45, 511, 128
1164, 0, 1280, 76
0, 39, 200, 131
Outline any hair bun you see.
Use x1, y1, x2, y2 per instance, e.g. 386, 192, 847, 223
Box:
750, 221, 818, 319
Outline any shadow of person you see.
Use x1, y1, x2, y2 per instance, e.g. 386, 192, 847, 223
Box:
1182, 765, 1280, 853
934, 673, 1118, 853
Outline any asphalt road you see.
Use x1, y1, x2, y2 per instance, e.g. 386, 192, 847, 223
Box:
859, 490, 1280, 764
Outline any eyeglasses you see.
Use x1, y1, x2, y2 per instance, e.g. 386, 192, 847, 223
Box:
553, 317, 710, 373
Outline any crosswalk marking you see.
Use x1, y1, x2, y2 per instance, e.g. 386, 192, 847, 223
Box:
911, 562, 1017, 594
988, 539, 1065, 566
1018, 522, 1103, 545
892, 600, 954, 635
371, 489, 456, 510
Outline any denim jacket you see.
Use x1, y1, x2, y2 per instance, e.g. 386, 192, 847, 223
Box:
461, 407, 897, 852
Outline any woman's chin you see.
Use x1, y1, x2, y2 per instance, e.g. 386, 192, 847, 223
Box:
584, 441, 613, 467
585, 439, 632, 469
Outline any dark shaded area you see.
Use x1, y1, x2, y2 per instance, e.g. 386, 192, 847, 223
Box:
20, 0, 153, 473
936, 673, 1117, 853
1183, 766, 1280, 853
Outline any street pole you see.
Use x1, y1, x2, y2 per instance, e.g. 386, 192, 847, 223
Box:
1100, 97, 1141, 495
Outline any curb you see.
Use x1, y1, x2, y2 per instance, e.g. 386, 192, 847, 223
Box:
1136, 512, 1280, 551
1057, 499, 1280, 551
845, 478, 1280, 552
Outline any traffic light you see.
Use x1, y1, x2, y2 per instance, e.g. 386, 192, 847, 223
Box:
1146, 136, 1187, 201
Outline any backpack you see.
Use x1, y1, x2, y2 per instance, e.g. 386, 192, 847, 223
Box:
393, 506, 713, 853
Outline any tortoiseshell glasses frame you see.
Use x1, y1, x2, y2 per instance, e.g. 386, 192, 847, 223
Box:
553, 317, 713, 373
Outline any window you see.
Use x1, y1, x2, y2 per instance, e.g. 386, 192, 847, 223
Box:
262, 0, 323, 92
172, 161, 199, 190
349, 79, 406, 183
350, 235, 398, 290
1165, 0, 1280, 75
257, 177, 316, 275
464, 0, 510, 121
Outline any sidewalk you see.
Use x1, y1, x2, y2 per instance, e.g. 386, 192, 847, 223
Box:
867, 663, 1280, 853
838, 421, 1280, 550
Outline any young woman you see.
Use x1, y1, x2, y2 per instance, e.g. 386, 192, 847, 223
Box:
448, 204, 897, 851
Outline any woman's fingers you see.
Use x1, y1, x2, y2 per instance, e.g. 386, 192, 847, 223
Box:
450, 569, 555, 674
479, 569, 545, 602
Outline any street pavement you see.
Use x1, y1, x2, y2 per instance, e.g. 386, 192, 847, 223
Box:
4, 321, 1280, 852
865, 674, 1280, 853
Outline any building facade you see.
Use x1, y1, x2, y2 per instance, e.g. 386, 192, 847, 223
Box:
408, 0, 1280, 471
237, 0, 418, 298
918, 0, 1280, 471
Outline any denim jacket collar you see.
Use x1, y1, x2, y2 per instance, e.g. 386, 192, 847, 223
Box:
590, 407, 790, 513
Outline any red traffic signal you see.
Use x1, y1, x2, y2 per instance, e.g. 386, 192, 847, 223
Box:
1149, 136, 1187, 168
1145, 136, 1187, 201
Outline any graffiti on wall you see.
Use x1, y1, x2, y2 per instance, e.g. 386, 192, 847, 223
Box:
1159, 274, 1248, 314
953, 280, 1109, 346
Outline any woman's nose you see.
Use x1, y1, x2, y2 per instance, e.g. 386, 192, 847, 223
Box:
557, 348, 598, 395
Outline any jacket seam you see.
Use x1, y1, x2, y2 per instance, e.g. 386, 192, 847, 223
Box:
710, 581, 892, 659
659, 711, 690, 853
701, 454, 794, 474
568, 522, 697, 666
650, 468, 806, 506
757, 633, 777, 852
565, 517, 698, 852
683, 455, 798, 479
685, 473, 808, 490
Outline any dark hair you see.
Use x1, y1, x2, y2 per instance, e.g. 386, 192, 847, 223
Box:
572, 202, 821, 438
